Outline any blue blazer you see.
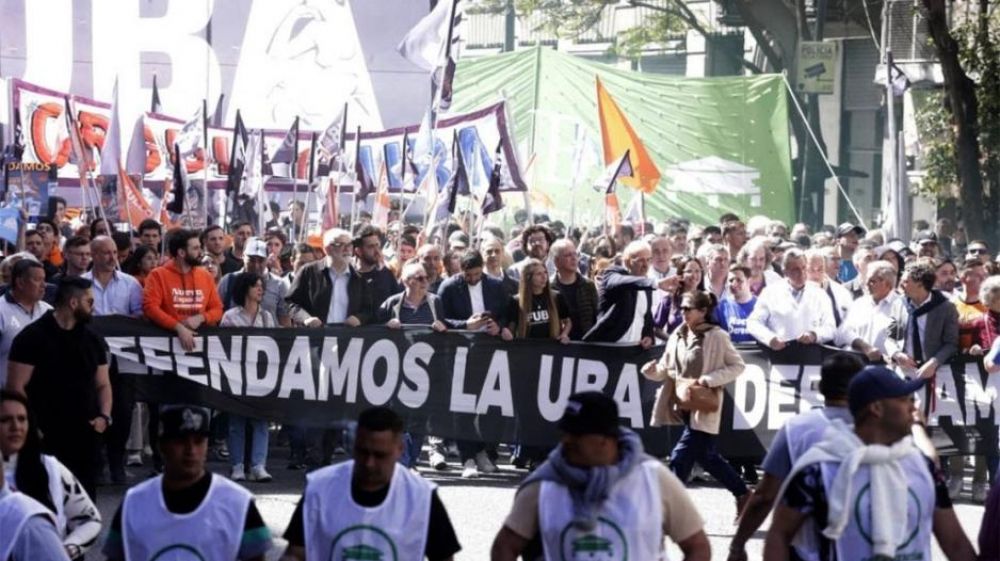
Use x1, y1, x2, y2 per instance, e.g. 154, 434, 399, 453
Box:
437, 273, 509, 329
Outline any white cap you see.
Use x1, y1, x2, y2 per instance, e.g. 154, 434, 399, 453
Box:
245, 237, 268, 258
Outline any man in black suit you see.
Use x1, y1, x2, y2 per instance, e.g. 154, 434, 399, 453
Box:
583, 240, 677, 347
286, 228, 374, 327
438, 250, 512, 338
436, 249, 510, 477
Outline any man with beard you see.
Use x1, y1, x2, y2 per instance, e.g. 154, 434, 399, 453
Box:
353, 225, 399, 308
202, 225, 242, 275
5, 277, 111, 498
143, 229, 224, 352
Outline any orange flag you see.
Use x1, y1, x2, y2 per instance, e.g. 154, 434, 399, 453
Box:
605, 192, 621, 231
116, 167, 156, 229
596, 77, 661, 194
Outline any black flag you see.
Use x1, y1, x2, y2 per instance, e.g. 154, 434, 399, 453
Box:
167, 143, 187, 214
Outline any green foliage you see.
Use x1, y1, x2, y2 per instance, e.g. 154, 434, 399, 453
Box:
919, 3, 1000, 204
913, 90, 959, 198
492, 0, 687, 58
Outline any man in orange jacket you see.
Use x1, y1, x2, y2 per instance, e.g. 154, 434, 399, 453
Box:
143, 228, 223, 351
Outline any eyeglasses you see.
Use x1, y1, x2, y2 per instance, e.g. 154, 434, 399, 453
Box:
408, 275, 428, 282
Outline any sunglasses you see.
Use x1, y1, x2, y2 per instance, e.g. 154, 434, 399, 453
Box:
408, 275, 428, 282
680, 306, 701, 312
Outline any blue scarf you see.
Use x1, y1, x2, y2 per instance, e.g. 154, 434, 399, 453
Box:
519, 428, 646, 531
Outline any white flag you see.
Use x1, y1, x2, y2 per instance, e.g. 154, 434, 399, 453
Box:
241, 130, 263, 199
99, 79, 123, 175
397, 0, 459, 72
125, 115, 147, 175
175, 107, 204, 157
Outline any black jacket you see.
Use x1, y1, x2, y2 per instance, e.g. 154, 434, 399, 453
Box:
285, 260, 374, 325
437, 274, 509, 329
582, 265, 655, 343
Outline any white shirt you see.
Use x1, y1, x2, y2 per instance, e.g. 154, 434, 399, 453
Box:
83, 270, 143, 317
835, 291, 900, 353
747, 279, 835, 344
325, 264, 351, 324
0, 294, 51, 387
619, 291, 650, 344
468, 280, 485, 315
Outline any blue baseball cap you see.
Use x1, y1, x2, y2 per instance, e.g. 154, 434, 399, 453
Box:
847, 366, 927, 415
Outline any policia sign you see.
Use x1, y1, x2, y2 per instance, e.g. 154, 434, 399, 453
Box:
93, 317, 1000, 457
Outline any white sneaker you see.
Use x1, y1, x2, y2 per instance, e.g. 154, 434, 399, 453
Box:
250, 465, 272, 482
429, 451, 448, 471
126, 453, 143, 467
474, 450, 498, 474
461, 459, 479, 478
973, 481, 989, 503
230, 464, 246, 482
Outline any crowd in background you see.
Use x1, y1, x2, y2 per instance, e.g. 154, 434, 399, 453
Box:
2, 195, 1000, 559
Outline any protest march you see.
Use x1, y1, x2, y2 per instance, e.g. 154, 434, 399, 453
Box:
0, 1, 998, 560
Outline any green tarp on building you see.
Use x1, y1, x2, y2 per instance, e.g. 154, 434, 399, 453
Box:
449, 47, 794, 226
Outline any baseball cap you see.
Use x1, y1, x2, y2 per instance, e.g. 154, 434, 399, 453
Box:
847, 366, 927, 415
245, 237, 268, 259
557, 392, 621, 436
913, 230, 938, 245
836, 222, 865, 238
158, 405, 212, 439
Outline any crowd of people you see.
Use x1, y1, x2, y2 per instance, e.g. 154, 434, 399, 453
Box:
1, 197, 1000, 559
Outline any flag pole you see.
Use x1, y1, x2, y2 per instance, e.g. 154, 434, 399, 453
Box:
300, 131, 317, 243
351, 126, 362, 230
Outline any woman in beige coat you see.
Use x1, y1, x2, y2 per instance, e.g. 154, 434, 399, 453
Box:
642, 290, 750, 513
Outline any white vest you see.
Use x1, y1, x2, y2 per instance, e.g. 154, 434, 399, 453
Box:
0, 490, 56, 561
818, 452, 934, 561
782, 409, 843, 561
539, 459, 666, 561
304, 461, 434, 561
3, 454, 65, 536
122, 474, 251, 561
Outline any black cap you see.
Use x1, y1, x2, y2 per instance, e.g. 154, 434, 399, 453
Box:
847, 366, 927, 415
158, 405, 211, 439
836, 222, 865, 238
557, 392, 620, 436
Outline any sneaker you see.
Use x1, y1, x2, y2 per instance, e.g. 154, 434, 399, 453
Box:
250, 465, 273, 482
126, 453, 143, 467
947, 476, 963, 499
430, 451, 448, 471
474, 450, 498, 474
973, 481, 989, 503
461, 459, 479, 479
231, 464, 246, 482
214, 441, 230, 459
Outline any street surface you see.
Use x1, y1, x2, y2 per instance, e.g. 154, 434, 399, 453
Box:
91, 445, 986, 560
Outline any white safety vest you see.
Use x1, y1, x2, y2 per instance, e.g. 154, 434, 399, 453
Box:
0, 490, 55, 561
818, 452, 935, 561
539, 459, 666, 561
303, 460, 434, 561
782, 408, 848, 561
121, 473, 251, 561
3, 454, 65, 536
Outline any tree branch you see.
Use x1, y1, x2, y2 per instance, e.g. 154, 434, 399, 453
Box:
627, 0, 764, 74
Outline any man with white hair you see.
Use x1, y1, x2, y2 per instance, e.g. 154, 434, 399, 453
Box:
285, 228, 373, 327
747, 249, 836, 349
583, 240, 677, 347
835, 261, 901, 361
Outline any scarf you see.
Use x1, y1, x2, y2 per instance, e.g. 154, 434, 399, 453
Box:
775, 420, 918, 559
519, 428, 646, 531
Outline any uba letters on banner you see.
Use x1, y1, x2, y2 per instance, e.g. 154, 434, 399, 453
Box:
94, 317, 999, 457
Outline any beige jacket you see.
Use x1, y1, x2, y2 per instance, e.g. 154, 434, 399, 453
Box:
642, 324, 745, 434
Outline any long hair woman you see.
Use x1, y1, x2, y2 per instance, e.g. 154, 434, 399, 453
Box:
642, 290, 749, 518
1, 391, 102, 560
123, 244, 159, 286
512, 259, 571, 342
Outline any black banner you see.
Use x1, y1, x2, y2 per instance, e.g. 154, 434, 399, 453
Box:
93, 317, 1000, 458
